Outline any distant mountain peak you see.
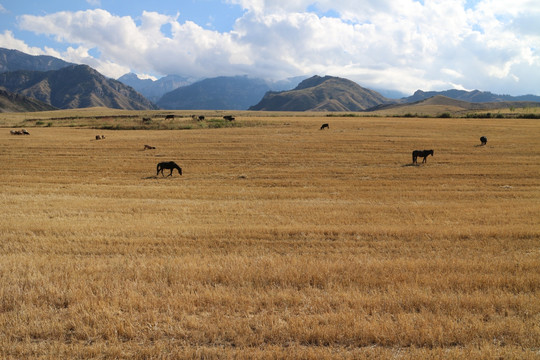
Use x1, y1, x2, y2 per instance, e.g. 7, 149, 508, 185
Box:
294, 75, 335, 90
250, 75, 391, 111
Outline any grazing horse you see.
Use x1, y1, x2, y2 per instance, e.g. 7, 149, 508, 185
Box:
480, 136, 487, 145
223, 115, 235, 121
320, 123, 329, 130
157, 161, 182, 177
412, 149, 434, 164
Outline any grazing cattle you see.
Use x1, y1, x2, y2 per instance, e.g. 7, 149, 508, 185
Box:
198, 115, 205, 121
480, 136, 487, 145
223, 115, 235, 121
143, 144, 156, 150
96, 135, 102, 140
156, 161, 182, 177
165, 114, 175, 119
320, 123, 329, 130
412, 150, 434, 164
21, 129, 30, 135
10, 129, 25, 135
142, 117, 152, 124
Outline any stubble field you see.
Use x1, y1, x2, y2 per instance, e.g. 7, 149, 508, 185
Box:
0, 114, 539, 359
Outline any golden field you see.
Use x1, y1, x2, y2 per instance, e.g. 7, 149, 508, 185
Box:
0, 112, 539, 359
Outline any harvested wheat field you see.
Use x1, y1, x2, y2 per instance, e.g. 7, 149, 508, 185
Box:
0, 114, 539, 359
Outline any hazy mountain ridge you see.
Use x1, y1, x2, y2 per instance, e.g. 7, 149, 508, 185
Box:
117, 73, 194, 103
0, 64, 157, 110
157, 76, 273, 110
249, 75, 391, 111
404, 89, 540, 103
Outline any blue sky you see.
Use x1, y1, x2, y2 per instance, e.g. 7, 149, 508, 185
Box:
1, 0, 539, 96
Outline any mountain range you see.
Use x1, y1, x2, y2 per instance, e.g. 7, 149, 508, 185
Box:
1, 47, 539, 113
0, 64, 157, 110
403, 89, 540, 103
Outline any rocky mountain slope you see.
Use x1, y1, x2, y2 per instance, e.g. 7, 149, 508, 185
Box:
0, 65, 157, 110
0, 88, 57, 112
0, 48, 73, 73
249, 75, 391, 111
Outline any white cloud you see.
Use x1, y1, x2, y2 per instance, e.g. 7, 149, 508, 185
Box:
0, 30, 55, 56
6, 1, 540, 95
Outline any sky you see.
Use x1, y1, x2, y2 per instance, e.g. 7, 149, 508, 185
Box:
0, 0, 539, 96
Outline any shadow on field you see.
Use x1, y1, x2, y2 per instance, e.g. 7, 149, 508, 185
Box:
142, 175, 182, 180
402, 163, 420, 167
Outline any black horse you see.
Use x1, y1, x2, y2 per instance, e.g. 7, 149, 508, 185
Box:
156, 161, 182, 176
412, 150, 434, 164
480, 136, 487, 145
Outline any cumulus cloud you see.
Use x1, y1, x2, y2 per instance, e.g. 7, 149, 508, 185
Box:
7, 1, 540, 95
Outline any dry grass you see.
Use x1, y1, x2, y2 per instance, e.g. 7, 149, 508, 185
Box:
0, 114, 539, 359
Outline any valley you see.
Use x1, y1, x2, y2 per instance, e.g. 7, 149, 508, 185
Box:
1, 112, 538, 358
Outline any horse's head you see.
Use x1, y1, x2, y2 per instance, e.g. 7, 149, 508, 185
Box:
177, 166, 183, 175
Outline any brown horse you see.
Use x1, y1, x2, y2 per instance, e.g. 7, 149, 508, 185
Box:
412, 149, 434, 164
156, 161, 182, 176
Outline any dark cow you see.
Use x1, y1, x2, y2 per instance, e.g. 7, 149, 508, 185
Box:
480, 136, 487, 146
223, 115, 235, 121
165, 114, 175, 119
198, 115, 205, 121
320, 123, 329, 130
156, 161, 182, 177
412, 149, 434, 164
